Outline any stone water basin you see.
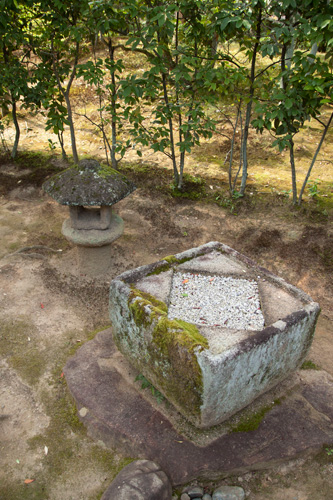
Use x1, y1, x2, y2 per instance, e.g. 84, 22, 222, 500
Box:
109, 242, 320, 428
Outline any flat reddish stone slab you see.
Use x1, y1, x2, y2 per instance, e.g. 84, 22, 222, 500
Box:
64, 329, 333, 486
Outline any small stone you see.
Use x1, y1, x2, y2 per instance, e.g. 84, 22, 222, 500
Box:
181, 494, 191, 500
212, 485, 245, 500
79, 407, 88, 417
187, 486, 204, 498
202, 495, 212, 500
101, 459, 172, 500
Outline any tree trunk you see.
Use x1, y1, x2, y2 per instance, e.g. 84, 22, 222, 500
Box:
229, 103, 242, 193
108, 40, 118, 169
239, 6, 262, 196
52, 39, 80, 164
178, 151, 185, 189
64, 91, 79, 164
240, 100, 252, 195
11, 98, 20, 159
298, 112, 333, 204
162, 73, 178, 185
57, 131, 67, 160
289, 138, 297, 204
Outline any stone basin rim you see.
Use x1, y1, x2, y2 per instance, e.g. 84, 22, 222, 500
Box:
109, 241, 320, 354
114, 241, 316, 305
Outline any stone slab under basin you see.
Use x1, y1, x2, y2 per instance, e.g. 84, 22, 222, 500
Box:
109, 242, 320, 428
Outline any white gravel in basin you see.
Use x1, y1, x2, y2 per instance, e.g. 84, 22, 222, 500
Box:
168, 272, 265, 330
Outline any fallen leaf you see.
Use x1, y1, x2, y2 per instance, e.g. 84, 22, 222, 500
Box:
60, 372, 64, 378
16, 459, 20, 464
182, 279, 189, 284
24, 479, 35, 484
40, 303, 44, 309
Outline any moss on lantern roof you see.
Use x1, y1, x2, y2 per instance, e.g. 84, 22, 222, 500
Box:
42, 159, 136, 206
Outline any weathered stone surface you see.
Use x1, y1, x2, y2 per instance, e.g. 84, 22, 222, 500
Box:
62, 213, 123, 247
69, 205, 112, 230
64, 329, 333, 485
135, 269, 174, 304
101, 459, 172, 500
185, 485, 204, 498
178, 252, 247, 276
43, 159, 136, 206
109, 242, 320, 428
181, 494, 191, 500
212, 485, 245, 500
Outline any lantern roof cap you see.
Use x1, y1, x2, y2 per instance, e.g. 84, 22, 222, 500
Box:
43, 159, 136, 206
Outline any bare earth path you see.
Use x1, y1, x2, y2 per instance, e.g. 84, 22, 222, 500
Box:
0, 160, 333, 499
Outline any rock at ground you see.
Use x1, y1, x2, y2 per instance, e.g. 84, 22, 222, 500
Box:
212, 485, 245, 500
181, 494, 191, 500
184, 485, 204, 498
101, 459, 172, 500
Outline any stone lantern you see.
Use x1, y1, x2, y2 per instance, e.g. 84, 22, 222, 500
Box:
43, 159, 136, 275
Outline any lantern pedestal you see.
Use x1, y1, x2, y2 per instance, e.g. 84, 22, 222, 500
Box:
62, 212, 124, 275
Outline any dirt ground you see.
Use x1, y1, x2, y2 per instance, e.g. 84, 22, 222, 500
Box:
0, 167, 332, 499
0, 109, 333, 498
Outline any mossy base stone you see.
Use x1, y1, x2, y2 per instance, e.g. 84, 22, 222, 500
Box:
109, 242, 320, 428
64, 329, 333, 485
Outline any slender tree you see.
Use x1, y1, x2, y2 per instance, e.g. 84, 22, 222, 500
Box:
35, 0, 93, 164
252, 0, 333, 203
0, 0, 40, 158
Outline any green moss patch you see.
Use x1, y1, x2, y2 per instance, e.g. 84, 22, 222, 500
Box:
169, 173, 207, 200
152, 316, 208, 355
147, 261, 172, 276
25, 349, 133, 496
300, 360, 320, 370
0, 318, 48, 385
229, 399, 282, 433
0, 479, 48, 500
127, 286, 209, 420
147, 253, 205, 276
149, 316, 206, 419
163, 254, 179, 264
129, 288, 168, 327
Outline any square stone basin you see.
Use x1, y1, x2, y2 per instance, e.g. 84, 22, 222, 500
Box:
109, 242, 320, 428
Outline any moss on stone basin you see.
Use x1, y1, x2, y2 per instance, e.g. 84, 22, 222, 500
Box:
109, 242, 320, 428
116, 286, 209, 421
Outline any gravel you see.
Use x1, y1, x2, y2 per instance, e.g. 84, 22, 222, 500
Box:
168, 272, 265, 330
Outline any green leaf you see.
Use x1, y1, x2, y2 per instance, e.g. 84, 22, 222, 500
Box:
157, 13, 165, 27
218, 17, 230, 32
285, 98, 293, 109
